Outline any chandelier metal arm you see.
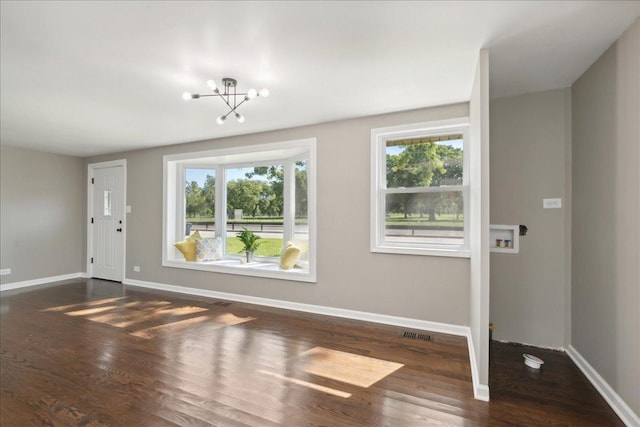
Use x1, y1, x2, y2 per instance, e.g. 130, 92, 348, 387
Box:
195, 92, 251, 97
182, 77, 268, 125
192, 93, 238, 113
217, 93, 236, 112
232, 97, 248, 111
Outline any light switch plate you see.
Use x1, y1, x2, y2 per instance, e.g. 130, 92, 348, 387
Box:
543, 198, 562, 209
126, 205, 132, 213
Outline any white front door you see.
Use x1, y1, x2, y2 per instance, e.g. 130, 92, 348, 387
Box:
90, 165, 125, 281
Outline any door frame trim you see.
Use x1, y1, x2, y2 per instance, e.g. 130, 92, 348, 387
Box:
87, 159, 127, 281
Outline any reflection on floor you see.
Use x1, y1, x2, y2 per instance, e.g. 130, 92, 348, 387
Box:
257, 369, 353, 398
44, 297, 256, 340
297, 346, 404, 388
0, 278, 626, 426
43, 294, 405, 400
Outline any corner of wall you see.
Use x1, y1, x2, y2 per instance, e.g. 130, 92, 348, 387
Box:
570, 17, 639, 420
563, 87, 572, 350
469, 48, 491, 395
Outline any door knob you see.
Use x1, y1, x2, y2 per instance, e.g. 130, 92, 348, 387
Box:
116, 228, 122, 232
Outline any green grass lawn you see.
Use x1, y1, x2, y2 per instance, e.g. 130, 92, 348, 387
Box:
385, 213, 463, 228
187, 216, 308, 224
188, 216, 214, 223
226, 237, 309, 258
189, 216, 283, 223
226, 237, 284, 257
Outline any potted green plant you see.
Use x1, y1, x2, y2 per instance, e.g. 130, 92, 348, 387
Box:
236, 227, 263, 263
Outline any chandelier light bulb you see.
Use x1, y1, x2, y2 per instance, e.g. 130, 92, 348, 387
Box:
183, 77, 267, 125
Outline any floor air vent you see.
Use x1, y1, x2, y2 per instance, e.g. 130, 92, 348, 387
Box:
402, 331, 432, 341
213, 301, 232, 307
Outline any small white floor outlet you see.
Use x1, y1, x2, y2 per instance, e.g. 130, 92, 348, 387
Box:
0, 268, 11, 276
133, 266, 140, 272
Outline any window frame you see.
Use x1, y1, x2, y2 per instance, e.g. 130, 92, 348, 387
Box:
370, 118, 470, 258
163, 138, 316, 282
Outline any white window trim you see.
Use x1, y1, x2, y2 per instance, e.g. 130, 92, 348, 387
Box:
370, 118, 470, 258
163, 138, 317, 282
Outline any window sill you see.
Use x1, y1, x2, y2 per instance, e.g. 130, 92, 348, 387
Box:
163, 258, 315, 283
371, 245, 470, 258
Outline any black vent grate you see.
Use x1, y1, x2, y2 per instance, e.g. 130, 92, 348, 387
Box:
402, 331, 432, 341
212, 301, 232, 307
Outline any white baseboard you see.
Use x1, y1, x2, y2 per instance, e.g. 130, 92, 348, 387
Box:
0, 272, 87, 292
124, 278, 469, 336
466, 333, 490, 401
567, 345, 639, 427
475, 384, 490, 402
493, 338, 566, 352
123, 277, 487, 401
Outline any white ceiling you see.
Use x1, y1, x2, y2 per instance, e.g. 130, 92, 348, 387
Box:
1, 1, 638, 157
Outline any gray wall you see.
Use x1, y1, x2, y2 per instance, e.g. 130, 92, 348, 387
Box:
490, 89, 571, 349
572, 19, 639, 415
86, 103, 472, 326
0, 146, 85, 285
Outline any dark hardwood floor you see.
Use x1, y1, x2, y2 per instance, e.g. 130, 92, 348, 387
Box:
0, 279, 624, 426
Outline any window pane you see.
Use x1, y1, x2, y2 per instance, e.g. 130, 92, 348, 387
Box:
165, 139, 316, 279
386, 135, 463, 188
185, 168, 216, 236
385, 191, 464, 245
293, 161, 309, 262
226, 166, 284, 257
103, 190, 112, 216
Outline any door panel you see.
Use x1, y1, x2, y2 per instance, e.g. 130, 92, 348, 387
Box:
92, 166, 124, 281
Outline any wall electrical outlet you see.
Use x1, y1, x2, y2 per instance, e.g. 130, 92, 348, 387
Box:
133, 266, 140, 272
543, 198, 562, 209
0, 268, 11, 276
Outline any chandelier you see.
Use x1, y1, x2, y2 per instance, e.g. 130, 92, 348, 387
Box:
182, 78, 269, 125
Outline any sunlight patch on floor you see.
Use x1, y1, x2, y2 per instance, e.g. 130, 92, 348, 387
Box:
211, 312, 256, 326
123, 300, 171, 308
46, 297, 256, 340
41, 296, 126, 312
65, 305, 119, 316
130, 312, 255, 339
257, 369, 352, 398
111, 305, 208, 328
298, 347, 404, 388
130, 314, 212, 339
256, 346, 404, 399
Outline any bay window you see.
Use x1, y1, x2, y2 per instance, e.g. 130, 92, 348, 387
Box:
163, 138, 316, 282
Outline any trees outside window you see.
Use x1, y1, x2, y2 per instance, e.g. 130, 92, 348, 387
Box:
163, 139, 316, 282
371, 119, 469, 257
185, 169, 215, 218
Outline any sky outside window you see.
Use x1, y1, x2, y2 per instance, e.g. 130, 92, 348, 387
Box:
186, 168, 269, 186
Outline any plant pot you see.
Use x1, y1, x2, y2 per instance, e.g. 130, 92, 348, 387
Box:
246, 251, 254, 263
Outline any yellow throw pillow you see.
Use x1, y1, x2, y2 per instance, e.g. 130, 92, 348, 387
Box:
280, 241, 301, 270
174, 239, 197, 261
187, 231, 202, 242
